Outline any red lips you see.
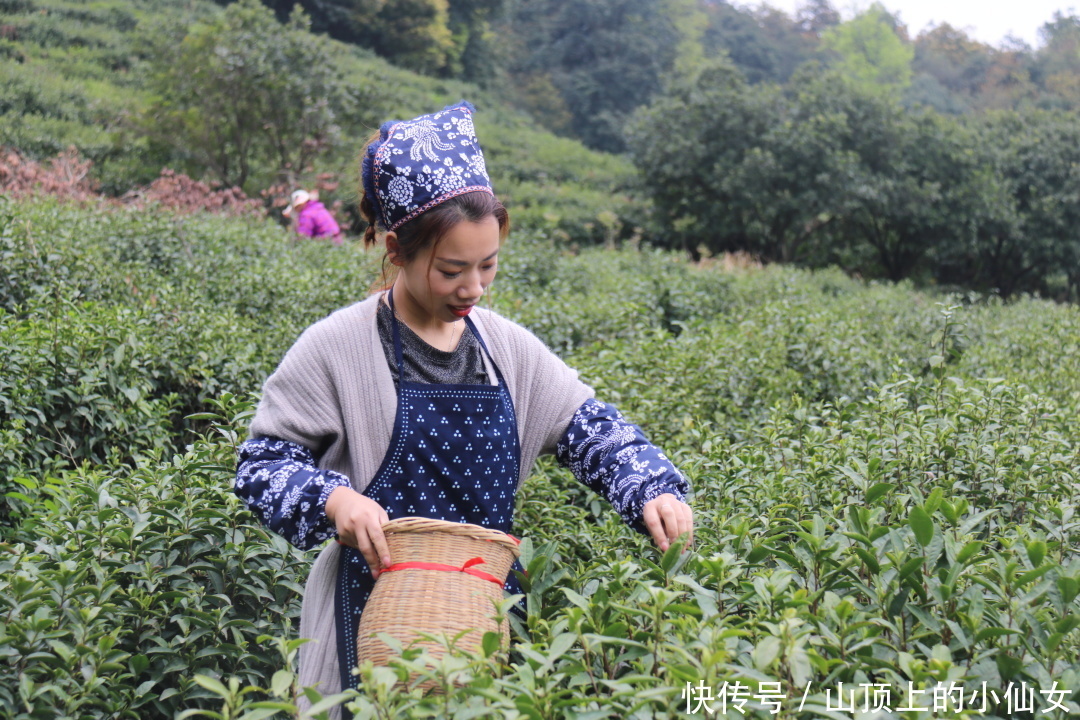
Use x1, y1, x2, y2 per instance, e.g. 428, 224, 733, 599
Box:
450, 305, 473, 317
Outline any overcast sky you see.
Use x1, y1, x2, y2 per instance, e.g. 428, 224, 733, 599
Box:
754, 0, 1078, 48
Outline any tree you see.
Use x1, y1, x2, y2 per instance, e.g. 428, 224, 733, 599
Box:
627, 59, 858, 263
260, 0, 381, 43
445, 0, 512, 82
909, 24, 990, 112
261, 0, 505, 81
701, 1, 818, 85
505, 0, 698, 152
364, 0, 455, 75
1034, 12, 1080, 109
629, 61, 976, 278
963, 110, 1080, 298
796, 0, 840, 37
909, 23, 1038, 114
820, 3, 914, 96
972, 44, 1036, 111
144, 0, 366, 191
838, 104, 971, 281
913, 25, 992, 98
662, 0, 707, 74
627, 59, 779, 258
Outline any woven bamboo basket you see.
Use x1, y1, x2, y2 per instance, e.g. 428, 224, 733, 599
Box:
356, 517, 521, 676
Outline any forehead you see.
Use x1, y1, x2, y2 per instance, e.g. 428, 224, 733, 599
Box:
433, 216, 501, 260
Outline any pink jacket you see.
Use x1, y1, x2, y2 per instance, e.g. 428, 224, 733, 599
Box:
296, 201, 342, 243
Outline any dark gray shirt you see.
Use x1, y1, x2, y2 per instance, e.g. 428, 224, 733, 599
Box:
376, 300, 488, 386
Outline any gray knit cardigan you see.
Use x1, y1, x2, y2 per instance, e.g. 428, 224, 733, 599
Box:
248, 292, 593, 702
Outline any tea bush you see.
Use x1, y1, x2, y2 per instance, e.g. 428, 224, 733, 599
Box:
0, 199, 380, 521
2, 198, 1079, 718
1, 395, 310, 719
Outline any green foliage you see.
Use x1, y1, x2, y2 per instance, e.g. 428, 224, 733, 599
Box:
630, 59, 1080, 299
701, 1, 820, 85
3, 198, 1080, 717
503, 0, 699, 152
819, 3, 914, 95
0, 0, 632, 235
9, 0, 1080, 300
0, 0, 212, 188
476, 113, 644, 245
142, 0, 378, 192
1034, 12, 1080, 109
258, 0, 510, 83
962, 109, 1080, 299
0, 197, 380, 521
1, 394, 312, 719
363, 0, 455, 77
626, 58, 781, 258
909, 24, 1006, 113
491, 240, 734, 355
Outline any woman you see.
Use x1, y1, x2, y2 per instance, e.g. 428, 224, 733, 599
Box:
234, 101, 693, 702
284, 189, 343, 244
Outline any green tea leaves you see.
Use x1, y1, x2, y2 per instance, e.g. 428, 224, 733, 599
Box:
908, 506, 935, 547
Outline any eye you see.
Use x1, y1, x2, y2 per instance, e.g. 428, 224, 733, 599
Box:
440, 270, 461, 279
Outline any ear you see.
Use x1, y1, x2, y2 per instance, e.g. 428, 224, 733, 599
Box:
385, 232, 406, 266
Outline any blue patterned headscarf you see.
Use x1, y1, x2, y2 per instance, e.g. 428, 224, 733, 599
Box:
361, 101, 493, 233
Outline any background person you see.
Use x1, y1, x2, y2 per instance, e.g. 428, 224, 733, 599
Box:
283, 188, 342, 244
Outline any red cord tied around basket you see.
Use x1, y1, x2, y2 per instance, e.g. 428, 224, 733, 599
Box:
379, 556, 504, 585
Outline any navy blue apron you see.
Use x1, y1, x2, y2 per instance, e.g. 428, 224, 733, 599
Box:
335, 290, 522, 690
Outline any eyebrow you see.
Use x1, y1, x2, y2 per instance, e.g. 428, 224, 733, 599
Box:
435, 249, 499, 267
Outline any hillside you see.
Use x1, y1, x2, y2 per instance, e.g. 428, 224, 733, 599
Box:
0, 0, 641, 243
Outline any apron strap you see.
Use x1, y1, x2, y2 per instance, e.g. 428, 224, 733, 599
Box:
386, 287, 407, 378
463, 314, 509, 386
386, 288, 507, 387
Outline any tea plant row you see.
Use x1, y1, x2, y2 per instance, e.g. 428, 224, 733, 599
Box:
1, 199, 1078, 718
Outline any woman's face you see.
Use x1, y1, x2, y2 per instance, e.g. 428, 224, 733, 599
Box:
393, 215, 501, 324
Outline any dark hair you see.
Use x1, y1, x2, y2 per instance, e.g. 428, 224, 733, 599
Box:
358, 132, 510, 289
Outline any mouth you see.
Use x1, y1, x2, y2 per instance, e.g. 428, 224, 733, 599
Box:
449, 304, 474, 317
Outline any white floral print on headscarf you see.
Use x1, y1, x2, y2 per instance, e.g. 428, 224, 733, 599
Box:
361, 101, 493, 232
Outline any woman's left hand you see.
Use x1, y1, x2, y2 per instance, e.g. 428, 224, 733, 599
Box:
642, 493, 693, 552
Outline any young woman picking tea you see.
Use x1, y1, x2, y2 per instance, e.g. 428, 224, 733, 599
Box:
234, 101, 693, 700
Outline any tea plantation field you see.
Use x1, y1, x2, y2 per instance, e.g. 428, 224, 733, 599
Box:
2, 198, 1079, 719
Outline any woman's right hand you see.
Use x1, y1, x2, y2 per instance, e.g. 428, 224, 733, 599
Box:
325, 486, 391, 574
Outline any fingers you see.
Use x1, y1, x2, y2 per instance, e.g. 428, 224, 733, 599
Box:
355, 525, 385, 575
643, 494, 694, 552
643, 501, 668, 550
675, 500, 694, 547
368, 507, 392, 570
353, 511, 391, 574
326, 487, 392, 573
662, 501, 693, 549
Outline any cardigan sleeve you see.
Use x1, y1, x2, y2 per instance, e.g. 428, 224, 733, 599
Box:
248, 319, 349, 457
234, 436, 350, 550
237, 314, 363, 549
555, 398, 689, 534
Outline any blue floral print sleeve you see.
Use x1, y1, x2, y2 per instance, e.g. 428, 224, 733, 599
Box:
234, 436, 351, 551
556, 399, 689, 533
237, 401, 687, 547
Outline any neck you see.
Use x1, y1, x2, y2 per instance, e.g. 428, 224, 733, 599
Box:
388, 281, 463, 351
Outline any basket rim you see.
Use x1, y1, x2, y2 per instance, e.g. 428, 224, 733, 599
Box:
382, 517, 521, 554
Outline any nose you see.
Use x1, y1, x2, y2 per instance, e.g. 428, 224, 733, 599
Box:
461, 272, 484, 300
